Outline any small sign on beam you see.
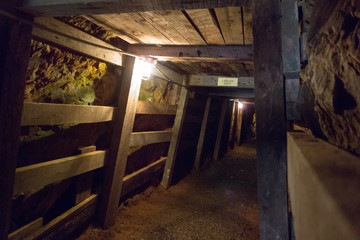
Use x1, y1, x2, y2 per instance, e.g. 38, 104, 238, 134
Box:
217, 77, 238, 87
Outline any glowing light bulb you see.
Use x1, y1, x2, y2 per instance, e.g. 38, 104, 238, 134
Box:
133, 58, 157, 82
238, 102, 243, 109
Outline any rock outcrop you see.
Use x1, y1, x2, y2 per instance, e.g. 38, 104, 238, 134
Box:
303, 0, 360, 154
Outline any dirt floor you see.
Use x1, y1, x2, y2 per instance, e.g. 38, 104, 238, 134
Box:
77, 141, 259, 240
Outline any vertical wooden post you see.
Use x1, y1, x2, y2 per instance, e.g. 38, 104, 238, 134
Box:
162, 77, 189, 189
75, 145, 96, 204
0, 13, 33, 239
225, 100, 235, 152
98, 56, 142, 227
230, 101, 238, 149
253, 0, 289, 239
212, 100, 227, 161
236, 106, 243, 146
193, 97, 211, 171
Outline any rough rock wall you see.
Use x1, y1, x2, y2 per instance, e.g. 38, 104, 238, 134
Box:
25, 40, 120, 106
303, 0, 360, 154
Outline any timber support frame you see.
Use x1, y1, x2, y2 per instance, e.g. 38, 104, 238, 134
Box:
253, 0, 289, 239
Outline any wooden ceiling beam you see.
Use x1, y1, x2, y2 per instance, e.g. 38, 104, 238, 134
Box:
188, 74, 254, 88
18, 0, 251, 17
127, 45, 253, 61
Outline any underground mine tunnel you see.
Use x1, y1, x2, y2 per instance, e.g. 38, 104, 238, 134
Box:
1, 0, 360, 239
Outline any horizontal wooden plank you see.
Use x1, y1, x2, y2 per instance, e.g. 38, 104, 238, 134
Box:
127, 45, 253, 61
32, 17, 123, 66
21, 102, 115, 126
14, 151, 107, 196
208, 91, 255, 98
152, 63, 183, 85
136, 101, 177, 115
189, 75, 254, 88
25, 194, 98, 240
130, 131, 172, 147
8, 218, 43, 240
121, 157, 166, 197
19, 0, 251, 17
288, 132, 360, 240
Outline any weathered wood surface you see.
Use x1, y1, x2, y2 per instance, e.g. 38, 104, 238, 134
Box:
138, 11, 190, 45
253, 0, 289, 239
213, 100, 227, 160
136, 101, 177, 115
83, 15, 140, 44
121, 157, 166, 197
215, 7, 244, 44
127, 45, 254, 61
75, 145, 96, 204
25, 194, 98, 240
236, 107, 243, 146
98, 56, 141, 227
229, 101, 238, 149
288, 132, 360, 240
13, 151, 107, 196
33, 17, 123, 66
281, 0, 301, 120
189, 75, 254, 88
19, 0, 251, 17
152, 62, 184, 85
162, 79, 189, 189
22, 101, 176, 126
130, 130, 172, 147
185, 9, 225, 45
194, 97, 211, 171
242, 6, 253, 45
8, 218, 43, 240
0, 13, 33, 240
208, 90, 255, 98
21, 102, 115, 126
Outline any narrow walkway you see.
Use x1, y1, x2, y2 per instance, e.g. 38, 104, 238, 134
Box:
78, 141, 259, 240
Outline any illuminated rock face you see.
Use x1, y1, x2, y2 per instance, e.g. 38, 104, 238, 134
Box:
303, 0, 360, 154
25, 40, 120, 106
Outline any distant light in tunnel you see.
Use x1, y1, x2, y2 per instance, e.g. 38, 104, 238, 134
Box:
238, 102, 243, 109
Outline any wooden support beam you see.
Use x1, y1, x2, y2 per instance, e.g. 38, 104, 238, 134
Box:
236, 107, 243, 146
13, 151, 107, 196
189, 75, 254, 88
281, 0, 301, 120
98, 56, 141, 227
162, 79, 189, 189
22, 101, 176, 126
213, 100, 227, 161
0, 13, 33, 240
121, 157, 166, 197
130, 130, 172, 147
75, 145, 96, 204
193, 97, 211, 171
19, 0, 251, 17
152, 62, 183, 85
288, 132, 360, 239
127, 45, 254, 61
21, 102, 115, 126
253, 0, 289, 239
208, 91, 255, 98
136, 101, 177, 115
32, 17, 123, 66
8, 218, 43, 240
25, 194, 98, 240
229, 101, 238, 149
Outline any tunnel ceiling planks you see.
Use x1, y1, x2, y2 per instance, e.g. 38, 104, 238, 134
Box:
82, 7, 253, 76
84, 7, 253, 46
